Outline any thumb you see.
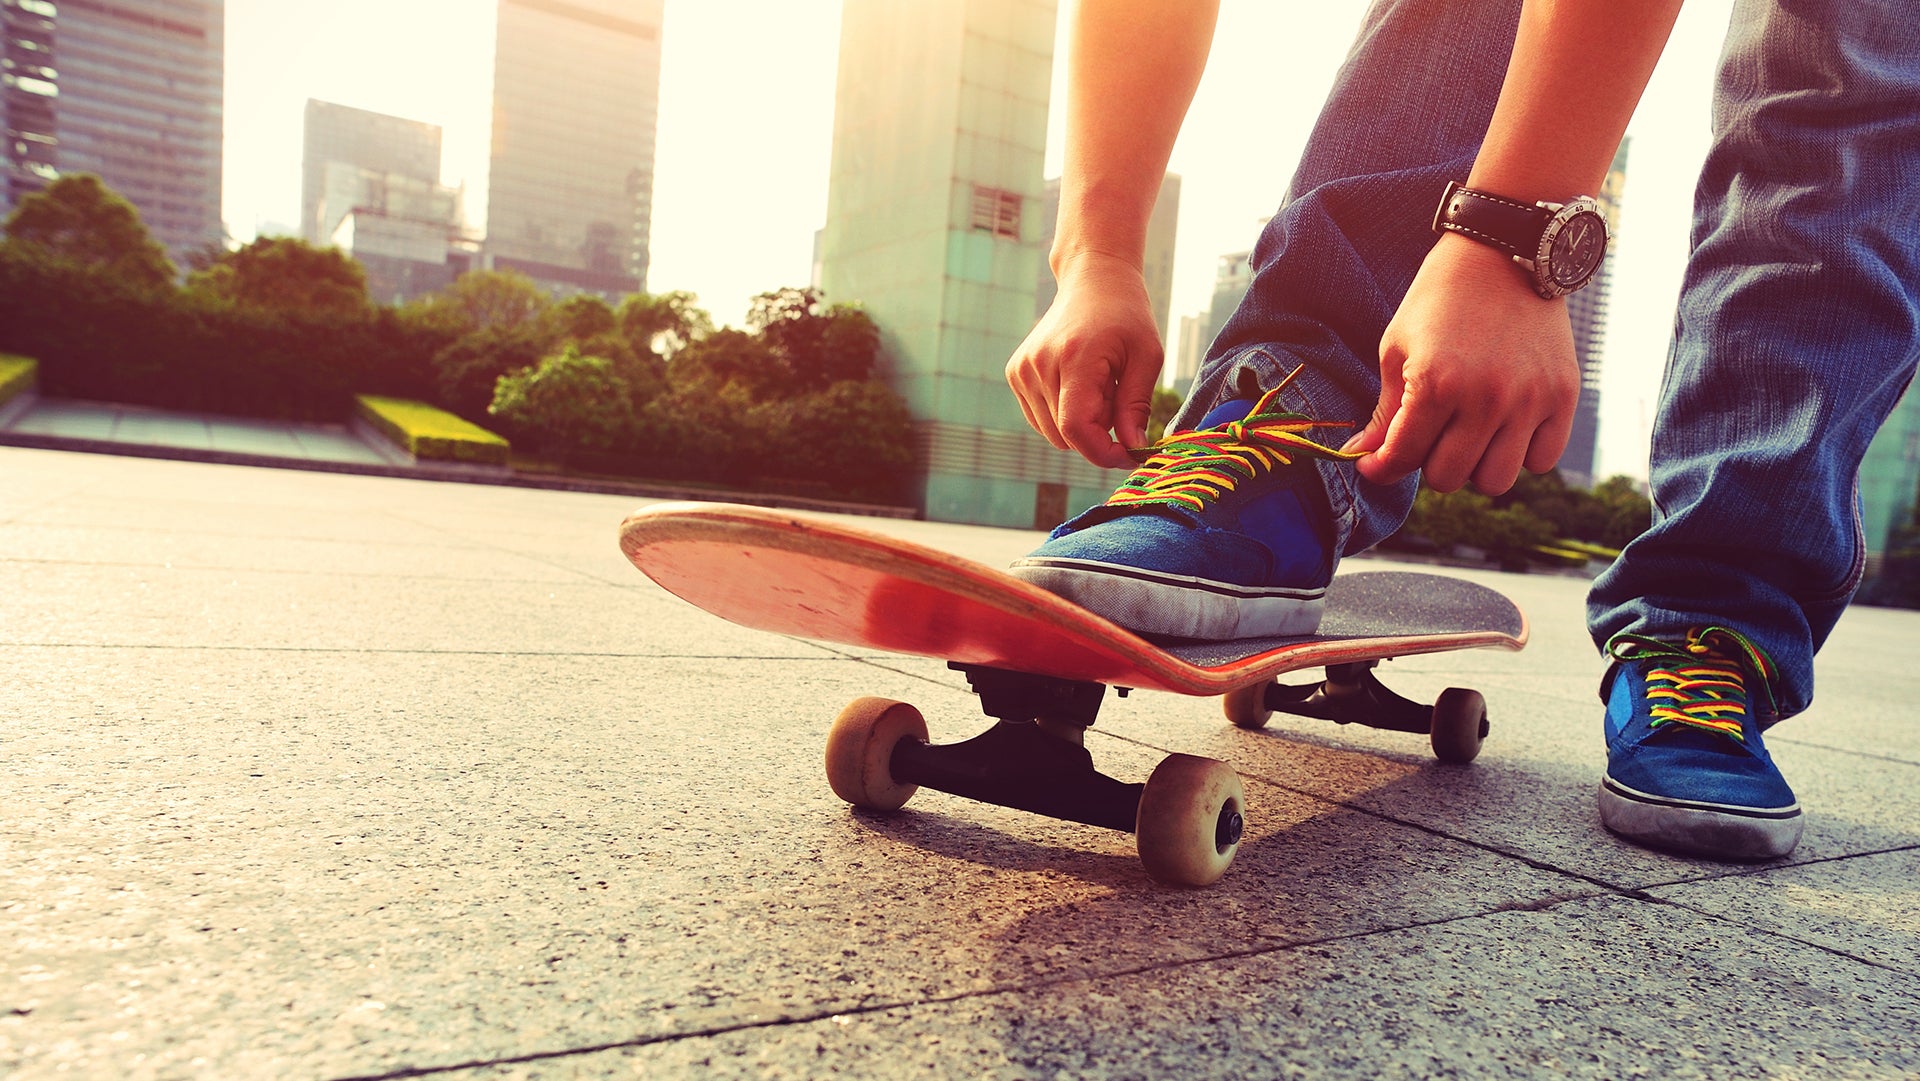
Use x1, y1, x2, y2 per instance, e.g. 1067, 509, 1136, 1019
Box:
1342, 376, 1401, 456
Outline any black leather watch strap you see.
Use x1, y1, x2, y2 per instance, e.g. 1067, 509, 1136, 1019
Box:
1431, 182, 1550, 259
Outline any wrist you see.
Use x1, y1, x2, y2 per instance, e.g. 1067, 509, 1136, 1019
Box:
1427, 233, 1565, 304
1050, 245, 1145, 285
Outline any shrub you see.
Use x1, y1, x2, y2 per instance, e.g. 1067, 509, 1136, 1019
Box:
1405, 487, 1557, 570
747, 379, 919, 503
431, 323, 560, 423
488, 345, 637, 456
0, 247, 440, 421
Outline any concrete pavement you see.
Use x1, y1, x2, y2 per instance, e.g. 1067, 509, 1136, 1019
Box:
3, 444, 1917, 1079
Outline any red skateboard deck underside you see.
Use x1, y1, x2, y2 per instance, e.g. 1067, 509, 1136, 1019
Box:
620, 502, 1527, 696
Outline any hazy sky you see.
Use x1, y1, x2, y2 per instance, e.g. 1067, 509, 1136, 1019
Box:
222, 0, 1739, 482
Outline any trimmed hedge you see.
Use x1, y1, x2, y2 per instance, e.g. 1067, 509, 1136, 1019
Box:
355, 395, 510, 465
0, 353, 36, 407
0, 246, 444, 421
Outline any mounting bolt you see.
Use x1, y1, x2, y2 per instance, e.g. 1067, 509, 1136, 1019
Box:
1216, 806, 1245, 851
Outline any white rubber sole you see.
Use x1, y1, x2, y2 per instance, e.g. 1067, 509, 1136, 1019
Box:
1009, 557, 1326, 639
1598, 775, 1804, 861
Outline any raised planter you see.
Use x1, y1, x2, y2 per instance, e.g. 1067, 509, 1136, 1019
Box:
352, 395, 510, 469
0, 353, 39, 426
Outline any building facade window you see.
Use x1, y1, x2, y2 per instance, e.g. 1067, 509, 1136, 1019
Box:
970, 184, 1021, 239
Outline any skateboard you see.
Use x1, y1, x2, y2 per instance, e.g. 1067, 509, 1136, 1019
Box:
620, 501, 1528, 886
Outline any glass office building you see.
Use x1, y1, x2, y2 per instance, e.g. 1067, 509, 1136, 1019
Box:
820, 0, 1103, 527
1, 0, 225, 257
301, 100, 443, 246
483, 0, 663, 299
1, 0, 60, 214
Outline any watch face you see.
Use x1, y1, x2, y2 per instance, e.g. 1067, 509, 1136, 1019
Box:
1547, 210, 1607, 289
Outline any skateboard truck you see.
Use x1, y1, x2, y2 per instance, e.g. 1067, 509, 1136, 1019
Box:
823, 666, 1248, 887
877, 665, 1141, 833
1225, 661, 1490, 764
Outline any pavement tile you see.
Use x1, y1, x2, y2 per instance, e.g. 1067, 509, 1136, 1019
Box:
1773, 604, 1920, 765
494, 895, 1920, 1081
5, 647, 1595, 1079
106, 411, 215, 450
4, 401, 118, 440
0, 559, 819, 656
1647, 850, 1920, 972
11, 489, 471, 546
0, 524, 596, 584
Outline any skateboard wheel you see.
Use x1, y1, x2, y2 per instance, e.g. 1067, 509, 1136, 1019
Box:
1223, 681, 1274, 729
1429, 687, 1488, 764
1135, 754, 1246, 887
825, 697, 929, 811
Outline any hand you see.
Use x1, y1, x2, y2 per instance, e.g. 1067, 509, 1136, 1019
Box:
1006, 251, 1165, 470
1343, 234, 1581, 494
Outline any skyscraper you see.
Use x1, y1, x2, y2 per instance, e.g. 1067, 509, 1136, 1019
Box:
483, 0, 664, 299
1561, 139, 1630, 487
821, 0, 1095, 527
0, 0, 59, 215
301, 100, 443, 246
300, 100, 465, 304
0, 0, 226, 257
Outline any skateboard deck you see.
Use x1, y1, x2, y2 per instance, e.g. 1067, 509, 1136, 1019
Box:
618, 501, 1527, 694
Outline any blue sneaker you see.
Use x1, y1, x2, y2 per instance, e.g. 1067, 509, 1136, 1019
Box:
1598, 627, 1804, 860
1010, 380, 1353, 639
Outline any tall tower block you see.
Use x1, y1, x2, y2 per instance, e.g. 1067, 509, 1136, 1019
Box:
821, 0, 1123, 526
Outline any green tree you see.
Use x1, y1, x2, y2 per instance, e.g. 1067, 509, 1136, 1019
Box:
748, 380, 919, 502
545, 294, 618, 340
186, 236, 369, 315
1591, 475, 1654, 549
489, 344, 637, 455
618, 290, 712, 362
668, 326, 775, 397
430, 322, 561, 422
746, 286, 882, 392
2, 174, 175, 290
409, 269, 552, 337
1405, 487, 1557, 570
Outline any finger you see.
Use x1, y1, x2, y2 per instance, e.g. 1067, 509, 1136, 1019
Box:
1009, 361, 1069, 451
1523, 408, 1574, 474
1470, 425, 1535, 496
1419, 420, 1488, 493
1112, 355, 1162, 451
1341, 400, 1392, 456
1357, 392, 1451, 486
1058, 375, 1133, 470
1343, 357, 1404, 455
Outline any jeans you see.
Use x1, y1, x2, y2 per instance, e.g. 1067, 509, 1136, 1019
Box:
1179, 0, 1920, 719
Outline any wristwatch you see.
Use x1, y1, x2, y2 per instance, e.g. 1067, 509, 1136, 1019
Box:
1431, 180, 1610, 299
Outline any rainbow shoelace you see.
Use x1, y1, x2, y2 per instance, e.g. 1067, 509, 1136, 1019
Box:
1107, 380, 1358, 515
1607, 627, 1779, 742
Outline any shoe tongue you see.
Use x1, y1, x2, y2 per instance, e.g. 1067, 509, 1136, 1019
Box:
1195, 398, 1257, 430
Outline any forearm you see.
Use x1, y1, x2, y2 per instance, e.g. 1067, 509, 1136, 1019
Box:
1467, 0, 1684, 199
1052, 0, 1219, 277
